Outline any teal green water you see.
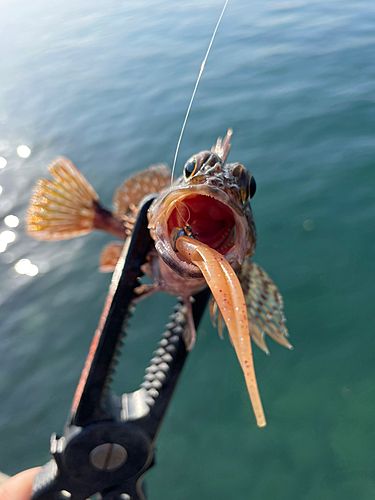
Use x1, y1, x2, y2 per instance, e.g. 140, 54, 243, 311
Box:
1, 0, 375, 498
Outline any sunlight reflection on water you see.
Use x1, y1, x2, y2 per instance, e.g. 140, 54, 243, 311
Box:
4, 215, 19, 228
16, 144, 32, 159
0, 229, 16, 244
14, 258, 39, 276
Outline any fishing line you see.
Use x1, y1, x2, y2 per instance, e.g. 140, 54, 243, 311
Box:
170, 0, 230, 184
175, 200, 191, 226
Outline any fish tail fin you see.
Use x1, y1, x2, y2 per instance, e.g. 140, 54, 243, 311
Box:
27, 158, 99, 240
27, 158, 124, 241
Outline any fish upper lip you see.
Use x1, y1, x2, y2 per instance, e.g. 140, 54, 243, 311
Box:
148, 187, 249, 279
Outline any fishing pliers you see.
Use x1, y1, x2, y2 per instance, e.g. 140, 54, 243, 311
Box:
31, 196, 209, 500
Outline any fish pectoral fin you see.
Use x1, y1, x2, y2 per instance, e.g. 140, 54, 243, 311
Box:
99, 241, 124, 272
250, 324, 270, 355
239, 260, 292, 352
113, 164, 170, 217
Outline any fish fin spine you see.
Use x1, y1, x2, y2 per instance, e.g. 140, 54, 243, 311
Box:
211, 129, 233, 163
239, 259, 292, 352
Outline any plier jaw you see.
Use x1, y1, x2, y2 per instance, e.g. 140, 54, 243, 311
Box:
32, 196, 209, 500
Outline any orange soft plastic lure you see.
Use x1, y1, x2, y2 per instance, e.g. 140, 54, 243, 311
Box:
175, 235, 266, 427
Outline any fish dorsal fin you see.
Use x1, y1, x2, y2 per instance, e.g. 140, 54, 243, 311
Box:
239, 260, 292, 353
211, 128, 233, 163
113, 164, 170, 217
27, 158, 99, 240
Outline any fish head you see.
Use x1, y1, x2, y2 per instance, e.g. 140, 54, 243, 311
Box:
148, 146, 257, 278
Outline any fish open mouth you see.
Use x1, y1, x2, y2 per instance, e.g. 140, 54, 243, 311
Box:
167, 194, 236, 256
148, 187, 251, 279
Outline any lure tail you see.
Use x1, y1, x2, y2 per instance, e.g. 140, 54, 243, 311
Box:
27, 158, 124, 241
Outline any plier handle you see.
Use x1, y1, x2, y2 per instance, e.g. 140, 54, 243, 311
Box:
32, 196, 209, 500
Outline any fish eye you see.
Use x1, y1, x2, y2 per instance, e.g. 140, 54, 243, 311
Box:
184, 158, 198, 179
233, 163, 255, 203
249, 175, 256, 199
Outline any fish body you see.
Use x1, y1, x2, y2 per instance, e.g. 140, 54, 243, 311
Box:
27, 130, 291, 427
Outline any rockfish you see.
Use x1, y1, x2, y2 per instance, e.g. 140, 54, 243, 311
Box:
27, 129, 291, 427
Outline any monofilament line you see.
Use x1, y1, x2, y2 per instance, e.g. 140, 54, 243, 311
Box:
170, 0, 230, 184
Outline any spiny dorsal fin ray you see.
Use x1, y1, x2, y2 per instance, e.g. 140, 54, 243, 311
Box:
211, 128, 233, 163
113, 164, 170, 217
239, 259, 292, 352
27, 158, 99, 240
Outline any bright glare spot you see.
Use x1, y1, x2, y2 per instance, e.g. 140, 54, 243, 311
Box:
14, 258, 39, 276
0, 185, 2, 195
0, 241, 7, 253
60, 491, 71, 499
28, 265, 39, 276
0, 230, 16, 244
4, 215, 19, 228
16, 144, 31, 158
0, 156, 7, 169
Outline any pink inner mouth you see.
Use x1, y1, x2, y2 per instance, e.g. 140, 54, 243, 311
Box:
167, 194, 236, 255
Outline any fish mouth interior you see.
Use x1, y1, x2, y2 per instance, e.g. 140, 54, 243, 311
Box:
167, 194, 236, 256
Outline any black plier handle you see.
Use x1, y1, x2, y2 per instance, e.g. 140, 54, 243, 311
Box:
31, 196, 209, 500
